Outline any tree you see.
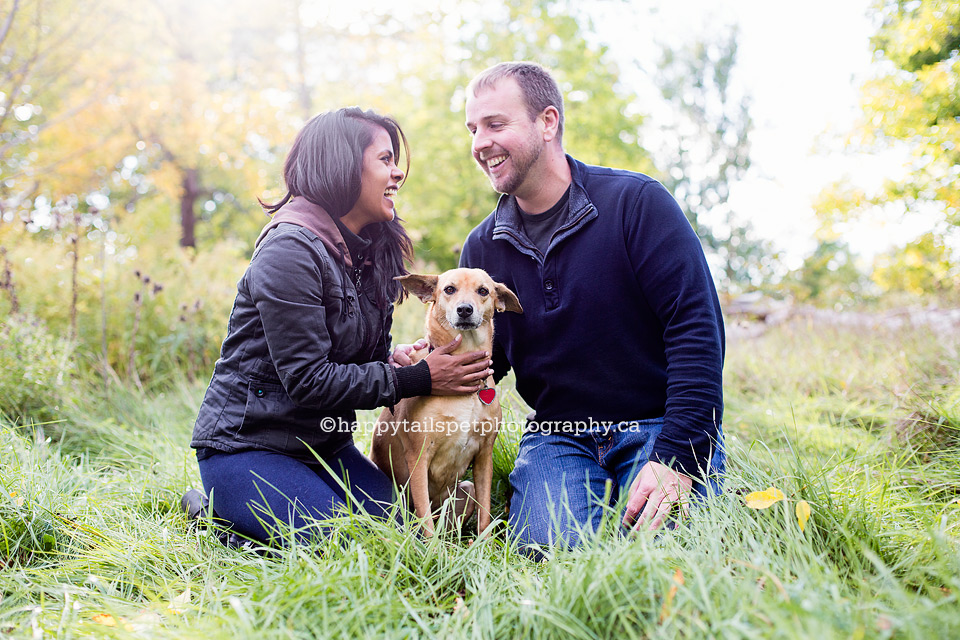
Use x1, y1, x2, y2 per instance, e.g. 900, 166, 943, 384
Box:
852, 1, 959, 245
382, 0, 656, 269
872, 232, 959, 299
0, 0, 134, 228
782, 239, 869, 306
653, 27, 772, 292
111, 0, 301, 249
866, 0, 959, 221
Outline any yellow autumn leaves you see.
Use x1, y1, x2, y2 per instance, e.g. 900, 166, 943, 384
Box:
796, 500, 811, 531
743, 487, 785, 509
90, 590, 191, 631
659, 568, 685, 623
744, 486, 812, 532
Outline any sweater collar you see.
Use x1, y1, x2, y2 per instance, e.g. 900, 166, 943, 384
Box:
491, 155, 595, 252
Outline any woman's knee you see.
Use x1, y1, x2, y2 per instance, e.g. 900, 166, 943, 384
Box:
199, 450, 346, 544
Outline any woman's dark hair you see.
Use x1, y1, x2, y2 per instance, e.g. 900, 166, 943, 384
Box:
261, 107, 414, 307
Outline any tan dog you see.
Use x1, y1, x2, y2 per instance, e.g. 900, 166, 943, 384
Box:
371, 268, 522, 536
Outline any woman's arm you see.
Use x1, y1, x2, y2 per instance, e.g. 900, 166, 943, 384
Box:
248, 232, 398, 410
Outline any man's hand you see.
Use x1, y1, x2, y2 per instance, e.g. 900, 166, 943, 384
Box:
622, 460, 693, 531
388, 338, 429, 367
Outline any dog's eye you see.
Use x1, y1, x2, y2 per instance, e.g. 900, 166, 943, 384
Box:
443, 286, 456, 295
477, 287, 489, 296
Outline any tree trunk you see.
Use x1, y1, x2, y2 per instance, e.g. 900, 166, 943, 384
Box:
180, 167, 199, 248
292, 0, 312, 120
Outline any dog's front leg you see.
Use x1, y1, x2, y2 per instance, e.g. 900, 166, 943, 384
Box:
473, 433, 497, 537
405, 442, 435, 537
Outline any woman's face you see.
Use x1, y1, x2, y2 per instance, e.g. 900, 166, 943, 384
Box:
340, 126, 404, 234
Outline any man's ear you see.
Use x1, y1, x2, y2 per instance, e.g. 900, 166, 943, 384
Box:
540, 105, 561, 143
494, 282, 523, 314
396, 274, 439, 303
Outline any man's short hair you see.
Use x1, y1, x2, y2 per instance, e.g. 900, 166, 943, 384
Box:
468, 62, 564, 140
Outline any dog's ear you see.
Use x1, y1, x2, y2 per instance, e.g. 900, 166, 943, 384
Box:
493, 282, 523, 314
396, 274, 439, 303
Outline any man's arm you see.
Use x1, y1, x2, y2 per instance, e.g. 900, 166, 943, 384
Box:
620, 180, 725, 529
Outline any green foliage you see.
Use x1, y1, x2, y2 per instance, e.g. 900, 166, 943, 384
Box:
0, 314, 75, 424
867, 0, 960, 222
0, 227, 247, 387
384, 0, 655, 270
867, 0, 960, 178
0, 0, 134, 218
4, 0, 663, 278
829, 0, 960, 277
872, 232, 960, 300
806, 1, 960, 297
0, 317, 958, 636
778, 240, 871, 306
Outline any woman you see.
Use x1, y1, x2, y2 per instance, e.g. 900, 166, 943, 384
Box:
188, 108, 491, 545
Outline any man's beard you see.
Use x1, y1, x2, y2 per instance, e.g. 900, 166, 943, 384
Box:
487, 136, 543, 195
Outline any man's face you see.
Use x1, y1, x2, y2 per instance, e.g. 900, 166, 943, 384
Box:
465, 77, 544, 196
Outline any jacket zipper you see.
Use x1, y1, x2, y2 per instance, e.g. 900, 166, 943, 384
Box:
548, 204, 596, 254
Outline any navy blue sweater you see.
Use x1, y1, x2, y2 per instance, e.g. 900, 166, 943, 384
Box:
459, 156, 725, 479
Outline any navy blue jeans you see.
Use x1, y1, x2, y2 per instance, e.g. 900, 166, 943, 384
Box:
507, 418, 725, 551
198, 441, 394, 545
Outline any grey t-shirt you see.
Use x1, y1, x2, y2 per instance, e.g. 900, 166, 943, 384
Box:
518, 186, 571, 256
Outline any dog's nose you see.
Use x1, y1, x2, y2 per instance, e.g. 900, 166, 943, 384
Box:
456, 303, 474, 318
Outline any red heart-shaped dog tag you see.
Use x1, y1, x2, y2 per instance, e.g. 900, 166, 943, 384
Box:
478, 388, 496, 405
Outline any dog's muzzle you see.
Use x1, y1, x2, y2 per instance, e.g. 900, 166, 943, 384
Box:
451, 303, 482, 330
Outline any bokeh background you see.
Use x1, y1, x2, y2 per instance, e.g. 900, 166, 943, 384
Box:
3, 5, 960, 637
1, 0, 958, 392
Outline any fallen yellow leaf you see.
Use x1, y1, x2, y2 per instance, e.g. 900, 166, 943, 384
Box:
659, 568, 685, 623
796, 500, 811, 532
92, 613, 117, 626
167, 589, 192, 614
744, 487, 785, 509
126, 611, 163, 633
453, 596, 469, 620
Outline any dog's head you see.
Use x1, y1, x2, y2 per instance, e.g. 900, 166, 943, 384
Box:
398, 268, 523, 331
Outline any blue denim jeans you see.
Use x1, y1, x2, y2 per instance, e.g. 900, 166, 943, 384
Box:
198, 441, 394, 545
507, 418, 725, 551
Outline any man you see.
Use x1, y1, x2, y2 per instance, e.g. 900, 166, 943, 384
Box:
456, 61, 725, 550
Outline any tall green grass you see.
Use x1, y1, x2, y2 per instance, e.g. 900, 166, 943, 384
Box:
1, 318, 959, 638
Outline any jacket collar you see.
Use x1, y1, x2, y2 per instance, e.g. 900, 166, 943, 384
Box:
334, 217, 373, 266
254, 196, 354, 267
491, 155, 596, 257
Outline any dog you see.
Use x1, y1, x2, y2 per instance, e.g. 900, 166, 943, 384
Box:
370, 268, 522, 536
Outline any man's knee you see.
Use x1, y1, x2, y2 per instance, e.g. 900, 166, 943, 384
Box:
508, 494, 581, 552
507, 480, 599, 552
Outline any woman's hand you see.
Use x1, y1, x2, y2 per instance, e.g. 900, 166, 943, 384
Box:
388, 338, 429, 367
423, 335, 493, 395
